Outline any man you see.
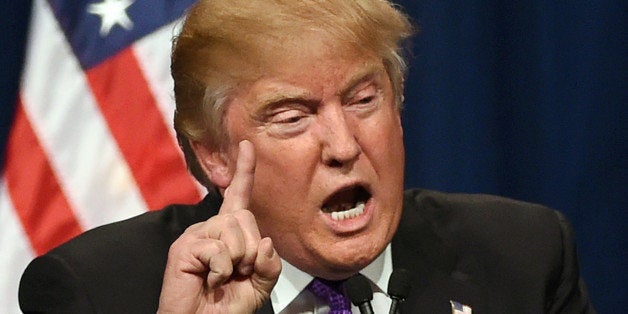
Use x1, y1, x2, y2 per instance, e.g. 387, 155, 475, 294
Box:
19, 0, 595, 313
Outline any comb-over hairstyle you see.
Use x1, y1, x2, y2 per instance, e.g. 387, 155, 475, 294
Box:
172, 0, 414, 189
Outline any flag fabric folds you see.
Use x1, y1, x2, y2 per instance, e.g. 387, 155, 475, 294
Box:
0, 1, 202, 312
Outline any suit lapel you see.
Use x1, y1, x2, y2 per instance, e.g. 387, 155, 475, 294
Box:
391, 190, 488, 313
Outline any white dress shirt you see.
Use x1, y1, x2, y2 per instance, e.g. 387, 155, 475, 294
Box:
270, 244, 393, 313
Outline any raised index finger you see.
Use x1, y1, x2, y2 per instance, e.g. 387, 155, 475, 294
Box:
220, 140, 256, 214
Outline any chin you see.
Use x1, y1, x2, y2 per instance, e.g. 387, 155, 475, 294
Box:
314, 232, 389, 279
315, 257, 375, 280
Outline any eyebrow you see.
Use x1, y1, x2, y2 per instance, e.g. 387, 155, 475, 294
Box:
338, 63, 383, 97
256, 90, 314, 110
253, 62, 384, 113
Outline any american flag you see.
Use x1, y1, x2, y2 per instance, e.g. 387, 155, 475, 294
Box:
450, 300, 473, 314
0, 0, 204, 311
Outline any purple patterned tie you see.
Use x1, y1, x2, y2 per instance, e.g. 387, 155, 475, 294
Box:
307, 278, 352, 314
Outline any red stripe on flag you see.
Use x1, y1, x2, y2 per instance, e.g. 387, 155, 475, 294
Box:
86, 47, 201, 210
4, 100, 83, 256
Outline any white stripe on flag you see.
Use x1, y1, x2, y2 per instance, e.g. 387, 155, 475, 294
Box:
134, 21, 181, 138
21, 0, 147, 229
133, 21, 206, 195
0, 181, 35, 314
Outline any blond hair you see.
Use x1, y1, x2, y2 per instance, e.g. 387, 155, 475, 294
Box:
172, 0, 414, 188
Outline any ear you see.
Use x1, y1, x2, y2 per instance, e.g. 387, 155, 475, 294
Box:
394, 107, 403, 135
189, 140, 233, 190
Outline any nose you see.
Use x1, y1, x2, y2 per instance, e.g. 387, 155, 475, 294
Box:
319, 107, 361, 169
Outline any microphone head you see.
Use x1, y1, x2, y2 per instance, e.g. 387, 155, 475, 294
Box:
388, 268, 412, 300
345, 273, 373, 305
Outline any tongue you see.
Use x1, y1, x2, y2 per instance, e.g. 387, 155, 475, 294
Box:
327, 202, 355, 213
323, 188, 358, 213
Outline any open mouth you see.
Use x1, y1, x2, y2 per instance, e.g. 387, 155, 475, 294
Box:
322, 185, 371, 221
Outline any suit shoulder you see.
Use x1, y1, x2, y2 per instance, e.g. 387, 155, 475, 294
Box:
50, 200, 213, 260
402, 188, 566, 266
19, 195, 219, 313
400, 189, 594, 313
404, 188, 552, 213
403, 188, 559, 229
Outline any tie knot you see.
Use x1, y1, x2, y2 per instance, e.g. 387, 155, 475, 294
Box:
307, 278, 352, 314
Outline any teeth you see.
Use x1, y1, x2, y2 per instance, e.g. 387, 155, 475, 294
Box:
330, 202, 365, 221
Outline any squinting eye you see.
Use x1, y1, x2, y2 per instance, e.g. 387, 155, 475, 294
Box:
270, 109, 307, 124
349, 84, 379, 107
357, 96, 375, 104
279, 115, 303, 124
266, 108, 311, 137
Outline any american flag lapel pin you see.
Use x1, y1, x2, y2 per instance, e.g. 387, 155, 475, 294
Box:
450, 300, 472, 314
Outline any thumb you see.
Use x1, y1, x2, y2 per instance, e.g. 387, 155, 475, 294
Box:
251, 237, 282, 300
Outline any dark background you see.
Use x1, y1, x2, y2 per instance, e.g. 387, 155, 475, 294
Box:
1, 0, 625, 312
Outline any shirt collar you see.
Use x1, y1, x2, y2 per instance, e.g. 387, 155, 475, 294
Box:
270, 244, 393, 312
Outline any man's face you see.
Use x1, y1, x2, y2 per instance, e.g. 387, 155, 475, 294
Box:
221, 42, 405, 280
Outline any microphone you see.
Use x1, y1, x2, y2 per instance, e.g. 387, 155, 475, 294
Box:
345, 273, 374, 314
388, 268, 412, 314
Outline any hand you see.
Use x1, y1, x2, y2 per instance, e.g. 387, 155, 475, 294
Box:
158, 140, 282, 313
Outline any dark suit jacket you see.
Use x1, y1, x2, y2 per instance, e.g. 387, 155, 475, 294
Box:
19, 189, 595, 313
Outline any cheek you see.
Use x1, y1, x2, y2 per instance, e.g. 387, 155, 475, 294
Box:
248, 139, 319, 227
357, 112, 404, 162
253, 139, 319, 187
